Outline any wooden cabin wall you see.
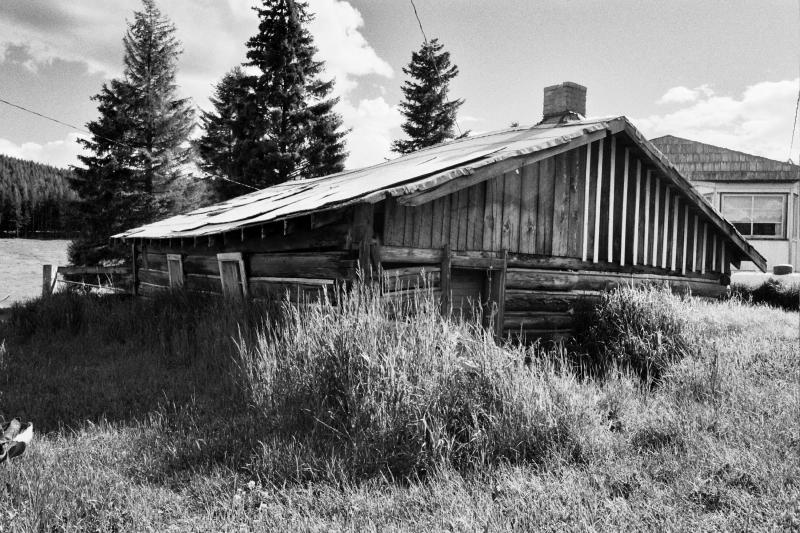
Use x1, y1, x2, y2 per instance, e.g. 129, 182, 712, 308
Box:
380, 131, 738, 340
133, 208, 358, 300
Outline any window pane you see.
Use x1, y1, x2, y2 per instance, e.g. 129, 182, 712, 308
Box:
752, 222, 780, 236
721, 196, 751, 224
732, 222, 751, 235
751, 196, 783, 223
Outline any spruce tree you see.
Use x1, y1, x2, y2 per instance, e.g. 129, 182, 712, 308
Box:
392, 38, 464, 154
122, 0, 195, 215
69, 0, 194, 265
243, 0, 347, 187
196, 67, 264, 201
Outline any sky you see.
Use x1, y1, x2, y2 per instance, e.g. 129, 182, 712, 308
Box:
0, 0, 798, 171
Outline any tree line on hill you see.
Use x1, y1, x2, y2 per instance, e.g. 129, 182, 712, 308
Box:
0, 153, 77, 237
67, 0, 465, 265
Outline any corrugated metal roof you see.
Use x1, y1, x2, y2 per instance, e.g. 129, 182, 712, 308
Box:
113, 115, 768, 270
113, 118, 614, 239
651, 135, 800, 182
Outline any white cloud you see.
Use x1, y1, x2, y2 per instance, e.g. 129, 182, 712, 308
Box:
0, 1, 397, 170
637, 79, 799, 161
657, 85, 714, 105
339, 96, 402, 169
0, 132, 86, 168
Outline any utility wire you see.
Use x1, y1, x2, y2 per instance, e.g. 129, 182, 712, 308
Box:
789, 0, 800, 162
0, 94, 259, 191
408, 0, 463, 136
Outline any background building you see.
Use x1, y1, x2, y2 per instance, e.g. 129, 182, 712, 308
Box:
651, 135, 799, 271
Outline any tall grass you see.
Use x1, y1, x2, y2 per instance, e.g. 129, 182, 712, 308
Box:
0, 283, 797, 530
235, 284, 604, 481
729, 278, 800, 311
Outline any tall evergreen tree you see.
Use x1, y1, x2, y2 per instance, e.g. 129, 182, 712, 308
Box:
392, 38, 464, 154
122, 0, 195, 214
242, 0, 347, 187
69, 0, 194, 265
196, 67, 262, 201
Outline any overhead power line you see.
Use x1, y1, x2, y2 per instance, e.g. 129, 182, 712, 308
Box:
0, 94, 259, 191
789, 0, 800, 162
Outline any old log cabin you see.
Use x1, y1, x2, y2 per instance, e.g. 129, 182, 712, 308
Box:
113, 82, 766, 340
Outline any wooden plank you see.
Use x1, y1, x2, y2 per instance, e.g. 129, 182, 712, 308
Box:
166, 254, 185, 288
620, 148, 629, 266
402, 205, 415, 246
712, 232, 717, 272
380, 246, 442, 264
415, 202, 433, 249
249, 252, 356, 279
598, 139, 611, 262
721, 241, 728, 275
469, 182, 486, 250
504, 290, 586, 312
566, 146, 585, 259
592, 138, 604, 263
492, 175, 506, 251
651, 174, 661, 267
682, 206, 689, 275
383, 197, 401, 246
430, 197, 444, 249
519, 162, 539, 254
440, 194, 452, 250
440, 244, 451, 315
692, 214, 699, 272
183, 254, 219, 276
632, 159, 641, 266
701, 222, 708, 274
456, 188, 470, 250
661, 186, 670, 269
505, 267, 724, 295
482, 175, 498, 250
138, 269, 170, 286
671, 196, 680, 271
581, 143, 592, 261
491, 250, 508, 339
502, 170, 522, 252
503, 312, 575, 331
607, 136, 616, 263
551, 154, 570, 256
643, 169, 651, 265
537, 157, 555, 255
449, 190, 461, 249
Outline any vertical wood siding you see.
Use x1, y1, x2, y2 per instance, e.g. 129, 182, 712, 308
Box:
382, 133, 732, 275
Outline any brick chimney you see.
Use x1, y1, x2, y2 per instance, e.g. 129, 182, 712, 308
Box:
540, 82, 586, 124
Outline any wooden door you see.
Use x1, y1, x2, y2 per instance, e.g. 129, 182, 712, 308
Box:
217, 253, 248, 299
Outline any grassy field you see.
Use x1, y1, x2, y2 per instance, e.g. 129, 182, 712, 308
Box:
0, 238, 69, 309
0, 286, 798, 531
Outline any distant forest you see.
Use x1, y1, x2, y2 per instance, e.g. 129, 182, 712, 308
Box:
0, 153, 77, 237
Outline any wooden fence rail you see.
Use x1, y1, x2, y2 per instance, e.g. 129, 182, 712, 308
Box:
43, 264, 134, 297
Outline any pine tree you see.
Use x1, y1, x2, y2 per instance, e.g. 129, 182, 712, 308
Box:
392, 38, 464, 154
196, 67, 263, 201
122, 0, 195, 215
69, 0, 194, 265
242, 0, 348, 187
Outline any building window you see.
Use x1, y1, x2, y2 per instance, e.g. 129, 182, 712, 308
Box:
720, 194, 786, 238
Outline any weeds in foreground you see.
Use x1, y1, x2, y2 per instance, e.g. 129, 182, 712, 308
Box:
0, 284, 797, 530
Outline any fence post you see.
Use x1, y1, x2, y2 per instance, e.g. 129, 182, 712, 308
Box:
42, 264, 53, 297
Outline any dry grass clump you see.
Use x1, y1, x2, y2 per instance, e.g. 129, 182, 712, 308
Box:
572, 284, 696, 382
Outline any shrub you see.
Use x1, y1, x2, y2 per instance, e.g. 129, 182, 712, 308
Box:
572, 284, 695, 383
728, 278, 799, 312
